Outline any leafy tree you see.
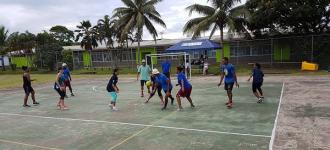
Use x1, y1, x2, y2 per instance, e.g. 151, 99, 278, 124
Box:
75, 20, 98, 68
246, 0, 330, 36
96, 15, 116, 48
35, 32, 63, 71
6, 31, 36, 54
50, 25, 74, 46
183, 0, 250, 58
113, 0, 166, 63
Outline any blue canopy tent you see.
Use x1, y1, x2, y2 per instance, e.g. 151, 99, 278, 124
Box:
166, 39, 222, 52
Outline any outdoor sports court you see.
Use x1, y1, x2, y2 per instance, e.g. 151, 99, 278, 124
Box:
0, 77, 283, 150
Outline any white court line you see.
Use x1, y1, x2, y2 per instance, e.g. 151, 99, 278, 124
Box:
269, 82, 285, 150
0, 138, 62, 150
0, 112, 270, 138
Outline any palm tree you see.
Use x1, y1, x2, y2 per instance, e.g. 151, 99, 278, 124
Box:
0, 26, 9, 71
183, 0, 250, 59
75, 20, 99, 68
113, 0, 166, 63
97, 15, 115, 48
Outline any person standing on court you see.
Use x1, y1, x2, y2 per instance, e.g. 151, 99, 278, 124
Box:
218, 57, 239, 109
107, 68, 120, 111
152, 68, 174, 110
161, 60, 171, 79
22, 66, 39, 107
62, 63, 74, 97
176, 66, 195, 111
54, 67, 68, 110
247, 63, 264, 103
137, 59, 151, 97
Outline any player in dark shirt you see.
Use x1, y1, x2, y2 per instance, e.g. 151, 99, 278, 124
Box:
107, 69, 119, 111
22, 66, 39, 107
248, 63, 264, 103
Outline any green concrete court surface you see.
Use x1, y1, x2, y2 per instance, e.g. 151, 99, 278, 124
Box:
0, 78, 283, 150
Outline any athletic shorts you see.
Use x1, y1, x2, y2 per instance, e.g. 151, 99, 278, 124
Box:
140, 80, 148, 86
252, 82, 263, 92
56, 89, 66, 99
163, 88, 172, 94
54, 83, 65, 99
108, 92, 118, 102
224, 82, 234, 91
64, 80, 71, 87
178, 87, 192, 97
163, 72, 170, 79
152, 85, 162, 97
23, 86, 34, 95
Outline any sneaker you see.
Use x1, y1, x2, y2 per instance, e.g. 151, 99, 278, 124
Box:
227, 103, 233, 109
23, 104, 31, 107
191, 104, 195, 108
161, 107, 166, 111
177, 108, 183, 111
71, 93, 75, 96
257, 98, 263, 103
112, 107, 118, 111
33, 102, 40, 105
61, 107, 69, 110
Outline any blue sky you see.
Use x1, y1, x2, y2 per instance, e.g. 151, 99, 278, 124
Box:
0, 0, 246, 39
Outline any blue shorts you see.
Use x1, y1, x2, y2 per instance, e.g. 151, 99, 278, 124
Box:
108, 92, 118, 102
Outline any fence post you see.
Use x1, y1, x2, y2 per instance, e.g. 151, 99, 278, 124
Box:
71, 50, 74, 70
311, 35, 314, 62
271, 38, 273, 67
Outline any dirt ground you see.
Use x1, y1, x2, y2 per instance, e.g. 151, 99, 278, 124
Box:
271, 76, 330, 150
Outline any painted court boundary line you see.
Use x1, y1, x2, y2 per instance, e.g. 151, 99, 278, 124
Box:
0, 139, 62, 150
269, 82, 285, 150
0, 112, 270, 138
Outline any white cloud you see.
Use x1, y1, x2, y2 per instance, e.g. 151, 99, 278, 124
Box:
0, 0, 246, 40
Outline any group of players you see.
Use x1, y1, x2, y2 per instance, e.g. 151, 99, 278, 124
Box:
107, 57, 264, 111
21, 57, 264, 111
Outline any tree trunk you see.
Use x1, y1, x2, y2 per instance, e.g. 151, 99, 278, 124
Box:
220, 26, 224, 59
138, 39, 141, 65
89, 51, 93, 69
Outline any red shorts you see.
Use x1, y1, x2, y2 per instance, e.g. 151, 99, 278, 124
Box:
177, 87, 192, 97
64, 80, 71, 87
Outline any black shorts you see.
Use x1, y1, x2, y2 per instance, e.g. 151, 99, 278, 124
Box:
163, 87, 172, 94
164, 72, 170, 79
55, 88, 66, 99
140, 80, 148, 86
252, 82, 263, 92
54, 83, 65, 99
156, 86, 162, 97
23, 86, 34, 95
224, 83, 234, 91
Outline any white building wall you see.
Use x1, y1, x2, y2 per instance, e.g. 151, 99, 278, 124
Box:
0, 56, 10, 66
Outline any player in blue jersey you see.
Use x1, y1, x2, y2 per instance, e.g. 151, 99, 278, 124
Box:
218, 57, 239, 109
176, 66, 195, 111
